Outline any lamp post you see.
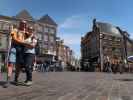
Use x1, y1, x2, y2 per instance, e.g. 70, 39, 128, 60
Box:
99, 33, 104, 72
93, 18, 104, 72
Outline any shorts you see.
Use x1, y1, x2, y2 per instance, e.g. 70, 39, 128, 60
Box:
8, 48, 16, 63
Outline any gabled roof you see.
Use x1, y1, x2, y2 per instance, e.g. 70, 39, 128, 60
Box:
15, 9, 34, 21
38, 14, 57, 26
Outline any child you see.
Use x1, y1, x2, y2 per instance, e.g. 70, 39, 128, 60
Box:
3, 27, 18, 88
4, 46, 16, 88
8, 48, 16, 80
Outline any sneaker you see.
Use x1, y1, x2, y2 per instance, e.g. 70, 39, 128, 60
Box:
24, 80, 28, 83
24, 81, 32, 86
3, 77, 11, 88
13, 81, 19, 86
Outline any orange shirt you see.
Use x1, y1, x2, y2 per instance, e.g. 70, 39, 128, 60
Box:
11, 28, 25, 43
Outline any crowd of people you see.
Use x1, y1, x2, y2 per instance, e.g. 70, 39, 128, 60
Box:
4, 20, 37, 88
34, 62, 50, 72
103, 58, 125, 73
33, 61, 64, 72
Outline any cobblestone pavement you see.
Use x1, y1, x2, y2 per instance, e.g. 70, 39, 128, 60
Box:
0, 72, 133, 100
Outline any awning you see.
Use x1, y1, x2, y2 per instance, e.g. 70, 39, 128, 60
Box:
127, 56, 133, 62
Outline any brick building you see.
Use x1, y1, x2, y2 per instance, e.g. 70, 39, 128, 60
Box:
56, 38, 75, 70
0, 9, 57, 64
81, 19, 133, 72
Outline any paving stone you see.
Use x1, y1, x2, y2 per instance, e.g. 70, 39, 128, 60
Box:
0, 72, 133, 100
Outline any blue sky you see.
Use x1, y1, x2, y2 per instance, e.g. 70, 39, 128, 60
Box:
0, 0, 133, 57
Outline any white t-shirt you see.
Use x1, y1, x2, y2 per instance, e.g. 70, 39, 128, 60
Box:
24, 34, 37, 54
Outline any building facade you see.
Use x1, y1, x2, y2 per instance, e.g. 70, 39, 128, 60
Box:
81, 19, 133, 72
35, 14, 57, 63
0, 9, 57, 64
56, 38, 75, 70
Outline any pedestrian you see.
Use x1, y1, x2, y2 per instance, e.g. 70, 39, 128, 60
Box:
111, 59, 115, 73
115, 61, 119, 73
4, 44, 16, 87
33, 56, 37, 71
13, 21, 27, 85
42, 63, 47, 72
3, 25, 15, 87
4, 22, 26, 87
45, 61, 50, 72
38, 63, 41, 72
119, 61, 123, 74
45, 61, 48, 72
103, 62, 106, 72
40, 63, 44, 72
23, 26, 37, 86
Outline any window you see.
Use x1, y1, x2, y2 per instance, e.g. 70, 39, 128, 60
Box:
44, 27, 49, 33
116, 38, 121, 42
111, 36, 115, 41
38, 25, 43, 32
35, 24, 42, 32
49, 28, 55, 34
44, 35, 48, 41
103, 35, 108, 40
0, 22, 3, 29
0, 34, 7, 49
49, 36, 54, 42
37, 33, 42, 40
50, 46, 54, 51
43, 43, 48, 48
40, 48, 43, 54
3, 23, 10, 30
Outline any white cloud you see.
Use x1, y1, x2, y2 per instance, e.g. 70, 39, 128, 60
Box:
58, 15, 87, 45
58, 33, 81, 45
58, 15, 88, 57
58, 33, 81, 58
59, 15, 85, 29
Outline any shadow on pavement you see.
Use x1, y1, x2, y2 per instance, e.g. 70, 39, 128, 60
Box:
0, 81, 6, 86
10, 81, 28, 86
115, 79, 133, 82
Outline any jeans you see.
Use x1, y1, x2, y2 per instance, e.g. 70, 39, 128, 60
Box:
24, 53, 35, 81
